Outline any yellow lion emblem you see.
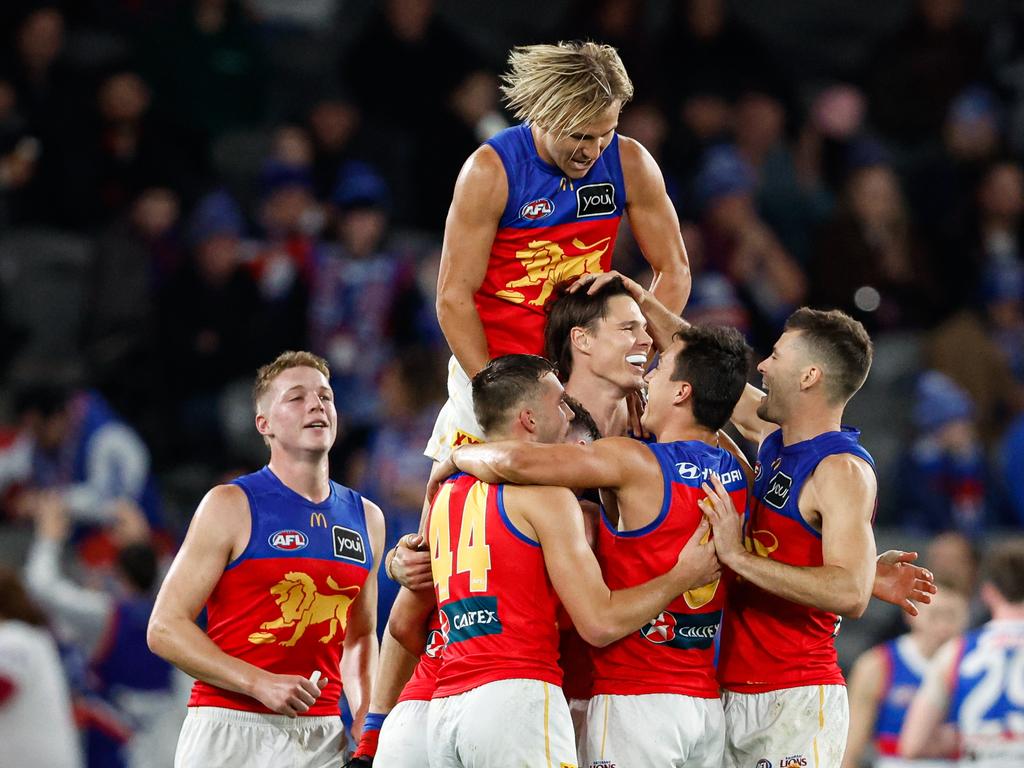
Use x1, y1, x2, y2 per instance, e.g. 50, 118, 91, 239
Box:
248, 572, 361, 647
496, 236, 611, 306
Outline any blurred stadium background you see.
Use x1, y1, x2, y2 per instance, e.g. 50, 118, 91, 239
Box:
0, 0, 1022, 765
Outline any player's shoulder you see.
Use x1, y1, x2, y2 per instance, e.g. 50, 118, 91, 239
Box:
453, 144, 508, 211
616, 134, 656, 171
813, 452, 876, 490
504, 483, 576, 511
462, 143, 506, 179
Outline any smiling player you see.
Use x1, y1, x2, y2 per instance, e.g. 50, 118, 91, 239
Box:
148, 351, 384, 768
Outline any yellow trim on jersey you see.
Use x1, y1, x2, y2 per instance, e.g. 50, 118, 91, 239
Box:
543, 682, 552, 767
812, 684, 825, 767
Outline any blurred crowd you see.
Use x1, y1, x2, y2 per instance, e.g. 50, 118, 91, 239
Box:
1, 0, 1024, 764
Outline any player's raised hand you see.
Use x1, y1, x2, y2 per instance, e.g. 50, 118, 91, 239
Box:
873, 550, 937, 616
252, 670, 327, 717
700, 474, 744, 567
672, 516, 720, 592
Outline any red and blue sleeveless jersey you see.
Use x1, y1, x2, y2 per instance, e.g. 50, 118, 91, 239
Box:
874, 635, 931, 756
948, 620, 1024, 763
477, 123, 626, 358
428, 472, 562, 698
592, 441, 747, 698
719, 427, 875, 692
189, 467, 372, 715
396, 612, 444, 704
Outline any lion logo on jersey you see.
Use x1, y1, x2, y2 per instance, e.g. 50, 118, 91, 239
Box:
247, 572, 361, 647
496, 236, 611, 306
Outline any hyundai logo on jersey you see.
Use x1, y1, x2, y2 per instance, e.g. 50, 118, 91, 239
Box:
269, 530, 308, 551
675, 462, 745, 487
576, 183, 616, 217
519, 198, 554, 220
332, 525, 366, 563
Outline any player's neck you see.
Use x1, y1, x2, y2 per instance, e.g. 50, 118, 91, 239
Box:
907, 631, 942, 660
268, 453, 332, 503
657, 419, 717, 446
991, 604, 1024, 622
565, 374, 629, 437
779, 403, 844, 446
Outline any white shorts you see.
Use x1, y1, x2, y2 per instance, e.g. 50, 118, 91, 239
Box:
375, 699, 430, 768
174, 706, 347, 768
579, 693, 724, 768
424, 357, 485, 462
568, 697, 589, 745
723, 685, 848, 768
427, 678, 578, 768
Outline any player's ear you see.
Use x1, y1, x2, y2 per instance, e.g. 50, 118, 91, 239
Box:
517, 407, 537, 434
673, 381, 691, 406
800, 365, 822, 392
570, 325, 590, 353
255, 412, 271, 437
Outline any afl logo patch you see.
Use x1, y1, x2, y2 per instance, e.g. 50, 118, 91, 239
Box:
520, 198, 554, 220
269, 530, 308, 551
332, 525, 366, 563
576, 182, 616, 217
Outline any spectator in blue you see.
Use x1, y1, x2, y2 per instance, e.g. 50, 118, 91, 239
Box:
897, 371, 991, 537
309, 161, 426, 428
24, 494, 184, 768
8, 385, 161, 529
1000, 413, 1024, 527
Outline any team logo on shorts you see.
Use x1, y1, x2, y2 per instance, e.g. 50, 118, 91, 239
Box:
269, 530, 308, 551
642, 611, 677, 643
425, 629, 446, 658
779, 756, 807, 768
520, 198, 554, 220
576, 183, 616, 218
756, 760, 772, 768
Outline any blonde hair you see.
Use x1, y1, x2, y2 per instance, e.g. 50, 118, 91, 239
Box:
253, 350, 331, 413
500, 41, 634, 137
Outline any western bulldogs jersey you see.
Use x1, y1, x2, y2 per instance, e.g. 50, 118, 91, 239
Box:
428, 473, 562, 698
719, 428, 875, 692
592, 441, 747, 698
476, 123, 626, 358
189, 467, 372, 714
875, 635, 931, 759
948, 619, 1024, 766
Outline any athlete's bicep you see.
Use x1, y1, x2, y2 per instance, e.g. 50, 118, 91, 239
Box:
152, 485, 248, 623
438, 147, 507, 298
463, 437, 643, 490
818, 456, 878, 604
520, 487, 609, 622
620, 137, 688, 312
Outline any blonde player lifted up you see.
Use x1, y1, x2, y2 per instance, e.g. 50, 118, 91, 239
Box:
148, 352, 384, 768
425, 353, 719, 768
427, 40, 689, 461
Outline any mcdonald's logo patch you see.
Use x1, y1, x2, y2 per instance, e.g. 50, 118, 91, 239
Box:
310, 512, 328, 528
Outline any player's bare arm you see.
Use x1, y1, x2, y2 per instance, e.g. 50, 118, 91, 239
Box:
148, 485, 327, 717
842, 645, 887, 768
899, 638, 961, 759
451, 436, 651, 492
703, 453, 877, 617
436, 145, 508, 379
511, 485, 719, 647
341, 498, 386, 735
619, 137, 691, 314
